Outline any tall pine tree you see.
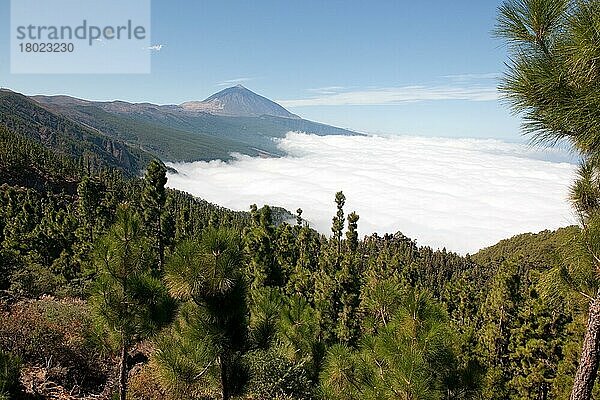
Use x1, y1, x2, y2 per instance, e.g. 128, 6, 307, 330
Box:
141, 160, 168, 274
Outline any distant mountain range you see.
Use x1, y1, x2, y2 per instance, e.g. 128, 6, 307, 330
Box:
19, 85, 359, 166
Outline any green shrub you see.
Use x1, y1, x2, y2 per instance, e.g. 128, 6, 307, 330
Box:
243, 349, 313, 400
8, 263, 64, 298
0, 350, 21, 398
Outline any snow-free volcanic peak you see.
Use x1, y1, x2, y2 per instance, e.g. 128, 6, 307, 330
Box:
180, 85, 300, 118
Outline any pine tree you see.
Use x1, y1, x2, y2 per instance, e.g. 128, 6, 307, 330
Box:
275, 222, 298, 287
508, 282, 570, 400
90, 206, 173, 400
296, 208, 303, 227
346, 212, 359, 253
321, 289, 461, 400
141, 160, 168, 274
278, 295, 323, 375
286, 224, 320, 303
245, 205, 280, 290
537, 158, 600, 400
160, 228, 247, 400
335, 211, 361, 344
175, 201, 191, 241
495, 2, 600, 397
477, 261, 522, 399
332, 191, 346, 259
316, 193, 360, 344
76, 176, 102, 244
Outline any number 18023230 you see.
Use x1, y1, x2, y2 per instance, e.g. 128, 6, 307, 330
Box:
19, 42, 75, 52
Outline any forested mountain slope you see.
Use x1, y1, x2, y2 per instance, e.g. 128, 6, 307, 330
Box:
0, 90, 153, 176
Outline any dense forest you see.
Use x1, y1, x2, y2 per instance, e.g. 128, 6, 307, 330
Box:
0, 115, 594, 400
3, 0, 600, 399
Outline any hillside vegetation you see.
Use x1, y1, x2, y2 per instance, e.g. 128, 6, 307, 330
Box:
0, 118, 592, 399
0, 90, 152, 176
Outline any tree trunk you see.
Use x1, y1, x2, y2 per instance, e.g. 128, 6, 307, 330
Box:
570, 295, 600, 400
158, 239, 164, 272
539, 381, 548, 400
220, 353, 229, 400
158, 212, 164, 273
119, 343, 128, 400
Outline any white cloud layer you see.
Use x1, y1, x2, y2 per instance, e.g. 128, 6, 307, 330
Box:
166, 133, 577, 254
278, 85, 500, 107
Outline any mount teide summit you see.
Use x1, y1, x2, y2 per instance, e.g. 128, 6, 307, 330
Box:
181, 85, 300, 119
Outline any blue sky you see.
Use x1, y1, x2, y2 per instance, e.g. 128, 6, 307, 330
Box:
0, 0, 522, 140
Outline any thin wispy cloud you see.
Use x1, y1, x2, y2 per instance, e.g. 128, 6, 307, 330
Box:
442, 72, 500, 81
278, 84, 500, 107
217, 77, 255, 86
307, 86, 351, 95
148, 44, 165, 51
167, 132, 576, 254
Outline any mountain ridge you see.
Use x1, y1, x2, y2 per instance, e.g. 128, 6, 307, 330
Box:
29, 86, 360, 163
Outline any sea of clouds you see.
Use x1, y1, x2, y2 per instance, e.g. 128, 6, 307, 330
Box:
166, 132, 578, 254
